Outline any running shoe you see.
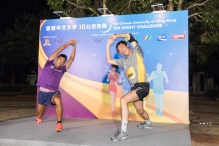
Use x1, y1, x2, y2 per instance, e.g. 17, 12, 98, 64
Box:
36, 117, 42, 123
56, 123, 62, 132
137, 122, 153, 129
110, 129, 128, 141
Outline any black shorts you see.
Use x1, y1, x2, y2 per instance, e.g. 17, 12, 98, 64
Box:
131, 82, 150, 101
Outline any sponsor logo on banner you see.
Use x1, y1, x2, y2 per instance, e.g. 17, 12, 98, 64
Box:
92, 38, 104, 43
142, 35, 152, 41
172, 34, 186, 40
77, 40, 87, 43
55, 39, 87, 45
124, 36, 138, 42
42, 38, 51, 46
55, 39, 65, 45
157, 34, 167, 41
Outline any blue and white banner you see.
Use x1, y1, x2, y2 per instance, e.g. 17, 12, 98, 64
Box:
38, 10, 189, 124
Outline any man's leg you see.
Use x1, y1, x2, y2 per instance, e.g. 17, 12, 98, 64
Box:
51, 93, 62, 122
51, 93, 63, 132
134, 100, 153, 129
110, 91, 115, 112
36, 103, 46, 123
134, 100, 149, 120
159, 94, 164, 116
154, 93, 159, 115
111, 90, 139, 141
120, 90, 139, 121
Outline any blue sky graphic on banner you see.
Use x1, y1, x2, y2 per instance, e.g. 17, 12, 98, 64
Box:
40, 11, 188, 92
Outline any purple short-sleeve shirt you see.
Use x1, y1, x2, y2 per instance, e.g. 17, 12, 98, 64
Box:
36, 60, 66, 91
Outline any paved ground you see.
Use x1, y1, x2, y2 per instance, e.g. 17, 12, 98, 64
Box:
190, 95, 219, 146
0, 94, 219, 146
0, 95, 36, 122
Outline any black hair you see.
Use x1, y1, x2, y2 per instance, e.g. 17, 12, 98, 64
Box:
58, 54, 67, 62
116, 41, 128, 53
111, 64, 118, 68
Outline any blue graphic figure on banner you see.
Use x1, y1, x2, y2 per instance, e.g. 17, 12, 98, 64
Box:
149, 63, 169, 116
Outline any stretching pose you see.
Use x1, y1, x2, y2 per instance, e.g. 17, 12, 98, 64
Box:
36, 39, 77, 132
106, 33, 152, 141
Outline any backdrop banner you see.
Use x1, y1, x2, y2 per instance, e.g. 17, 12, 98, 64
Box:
38, 10, 188, 124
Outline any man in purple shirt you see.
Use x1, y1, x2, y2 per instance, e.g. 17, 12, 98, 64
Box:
36, 39, 77, 132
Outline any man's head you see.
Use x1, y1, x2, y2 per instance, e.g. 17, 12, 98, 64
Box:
110, 64, 118, 72
55, 54, 67, 68
116, 41, 131, 56
156, 63, 162, 71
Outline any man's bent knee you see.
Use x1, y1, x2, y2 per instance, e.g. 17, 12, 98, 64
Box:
52, 94, 61, 105
120, 97, 127, 105
136, 108, 144, 114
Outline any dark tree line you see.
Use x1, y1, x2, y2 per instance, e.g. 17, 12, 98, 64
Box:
0, 0, 218, 85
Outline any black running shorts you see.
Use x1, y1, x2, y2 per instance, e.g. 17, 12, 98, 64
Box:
131, 82, 150, 101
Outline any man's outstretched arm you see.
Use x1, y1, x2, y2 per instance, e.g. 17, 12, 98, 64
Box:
163, 71, 169, 83
113, 33, 137, 48
49, 40, 75, 61
65, 40, 77, 70
106, 37, 118, 65
149, 71, 157, 81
